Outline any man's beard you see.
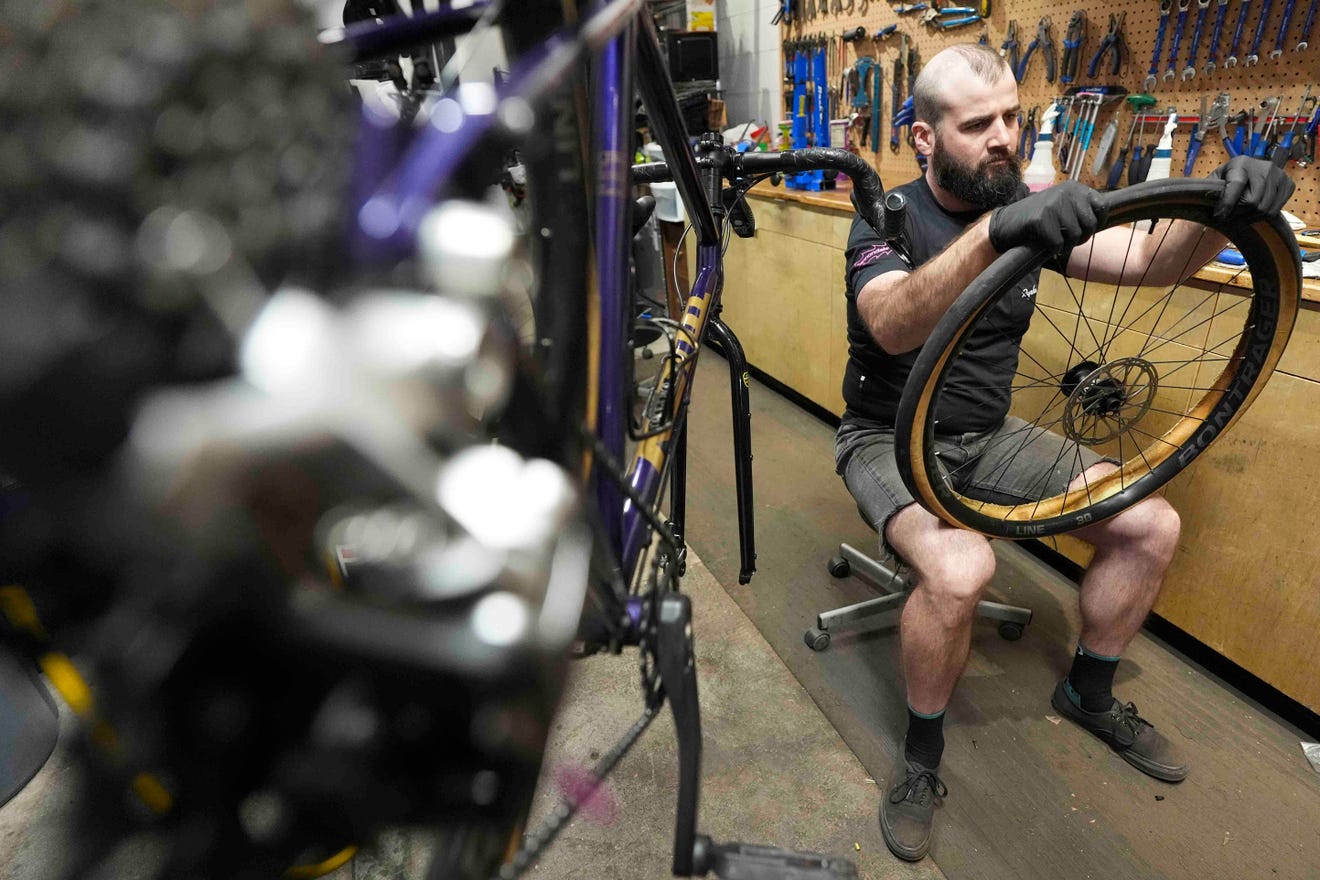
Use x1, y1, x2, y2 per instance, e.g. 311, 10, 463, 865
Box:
931, 138, 1022, 210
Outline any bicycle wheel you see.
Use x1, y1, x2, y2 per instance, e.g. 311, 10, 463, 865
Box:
895, 179, 1301, 538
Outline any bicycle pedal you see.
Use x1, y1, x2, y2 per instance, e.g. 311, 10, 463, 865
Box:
707, 841, 858, 880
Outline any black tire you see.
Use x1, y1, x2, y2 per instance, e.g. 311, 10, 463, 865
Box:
998, 622, 1025, 641
896, 180, 1300, 538
804, 627, 832, 651
827, 556, 851, 578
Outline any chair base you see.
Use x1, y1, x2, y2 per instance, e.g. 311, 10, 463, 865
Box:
804, 543, 1033, 651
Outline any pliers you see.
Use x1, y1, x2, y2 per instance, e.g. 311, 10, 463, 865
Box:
1060, 10, 1087, 84
1087, 12, 1127, 77
1000, 20, 1021, 75
1016, 17, 1057, 82
1018, 105, 1040, 158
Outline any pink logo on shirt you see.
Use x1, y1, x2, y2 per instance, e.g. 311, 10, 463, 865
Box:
853, 242, 893, 268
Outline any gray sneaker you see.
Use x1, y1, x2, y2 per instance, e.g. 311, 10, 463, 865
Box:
879, 747, 946, 861
1051, 679, 1189, 782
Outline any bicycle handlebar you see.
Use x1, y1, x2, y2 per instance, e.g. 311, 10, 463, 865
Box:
632, 148, 890, 236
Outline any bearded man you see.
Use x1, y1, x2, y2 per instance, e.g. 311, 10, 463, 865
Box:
835, 42, 1294, 862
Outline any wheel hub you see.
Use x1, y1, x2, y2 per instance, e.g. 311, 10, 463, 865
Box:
1061, 357, 1158, 445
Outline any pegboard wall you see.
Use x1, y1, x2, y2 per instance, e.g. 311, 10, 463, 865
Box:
778, 0, 1320, 226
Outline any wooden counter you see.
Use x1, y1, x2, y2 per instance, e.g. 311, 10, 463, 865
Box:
709, 186, 1320, 715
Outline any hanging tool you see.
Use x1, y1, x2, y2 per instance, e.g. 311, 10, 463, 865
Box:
1271, 88, 1315, 166
872, 64, 884, 156
1001, 20, 1021, 76
1090, 109, 1120, 175
890, 37, 905, 152
1298, 104, 1319, 165
1054, 95, 1077, 164
1225, 0, 1252, 64
1087, 12, 1127, 78
1069, 93, 1102, 179
1273, 0, 1301, 56
1164, 0, 1192, 81
1245, 0, 1279, 64
1297, 0, 1317, 48
906, 44, 920, 151
860, 0, 869, 13
1205, 93, 1236, 158
1250, 97, 1280, 156
771, 0, 793, 25
1060, 10, 1087, 84
1018, 105, 1040, 158
1183, 96, 1209, 175
1203, 0, 1231, 73
1182, 0, 1211, 78
1017, 17, 1057, 82
892, 2, 929, 13
851, 56, 876, 146
1146, 0, 1172, 90
841, 26, 867, 42
874, 23, 899, 39
1106, 104, 1142, 188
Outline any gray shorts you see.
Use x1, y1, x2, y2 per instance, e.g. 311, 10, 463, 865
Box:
834, 415, 1110, 557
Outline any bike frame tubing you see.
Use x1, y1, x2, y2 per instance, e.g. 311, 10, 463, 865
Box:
619, 14, 724, 577
594, 21, 635, 554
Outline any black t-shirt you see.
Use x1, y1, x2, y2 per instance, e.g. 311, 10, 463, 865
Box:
843, 175, 1044, 434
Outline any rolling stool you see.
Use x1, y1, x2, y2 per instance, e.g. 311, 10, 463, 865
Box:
803, 509, 1033, 651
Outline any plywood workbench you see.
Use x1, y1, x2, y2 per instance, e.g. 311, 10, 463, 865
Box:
704, 183, 1320, 715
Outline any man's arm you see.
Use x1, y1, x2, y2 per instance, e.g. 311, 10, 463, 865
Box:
857, 215, 998, 355
857, 182, 1106, 355
1063, 219, 1226, 288
1064, 157, 1296, 287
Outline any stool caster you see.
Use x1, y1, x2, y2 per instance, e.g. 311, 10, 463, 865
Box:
998, 622, 1025, 641
804, 626, 831, 651
826, 556, 850, 578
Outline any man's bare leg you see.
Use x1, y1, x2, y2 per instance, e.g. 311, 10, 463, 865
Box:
885, 503, 997, 717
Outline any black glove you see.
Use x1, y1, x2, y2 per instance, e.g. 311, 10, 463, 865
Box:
1209, 156, 1295, 224
987, 182, 1107, 253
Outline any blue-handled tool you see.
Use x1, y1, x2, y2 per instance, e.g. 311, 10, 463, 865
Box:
1017, 17, 1057, 82
1182, 0, 1211, 78
1087, 12, 1127, 77
1297, 0, 1317, 48
1203, 0, 1230, 73
1225, 0, 1252, 65
1270, 89, 1314, 167
1272, 0, 1301, 57
1061, 10, 1087, 84
1146, 0, 1172, 89
1001, 20, 1021, 76
1164, 0, 1192, 81
1245, 0, 1278, 64
1249, 96, 1279, 157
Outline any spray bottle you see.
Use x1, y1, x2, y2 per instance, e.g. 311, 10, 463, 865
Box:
1143, 109, 1180, 182
1022, 103, 1061, 192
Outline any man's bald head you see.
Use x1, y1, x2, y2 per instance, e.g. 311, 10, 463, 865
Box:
913, 44, 1014, 130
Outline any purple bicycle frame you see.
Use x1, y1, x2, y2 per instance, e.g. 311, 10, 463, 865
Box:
341, 0, 725, 579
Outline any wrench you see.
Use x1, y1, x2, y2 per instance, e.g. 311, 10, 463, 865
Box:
1296, 0, 1317, 48
1225, 0, 1252, 65
1146, 0, 1172, 90
1183, 0, 1212, 78
1203, 0, 1231, 73
1272, 0, 1300, 56
1164, 0, 1192, 81
1245, 0, 1278, 63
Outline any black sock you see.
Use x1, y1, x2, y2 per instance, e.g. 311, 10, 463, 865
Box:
1067, 644, 1120, 712
904, 706, 946, 769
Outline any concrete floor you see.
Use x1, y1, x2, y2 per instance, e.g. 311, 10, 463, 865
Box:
0, 552, 939, 880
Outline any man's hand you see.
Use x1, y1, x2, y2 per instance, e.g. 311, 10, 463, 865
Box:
1209, 156, 1295, 224
988, 182, 1107, 253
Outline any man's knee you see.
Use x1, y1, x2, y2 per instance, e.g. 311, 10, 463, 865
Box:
887, 506, 996, 614
1095, 495, 1181, 563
